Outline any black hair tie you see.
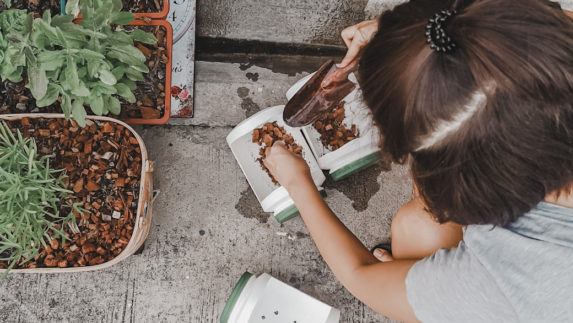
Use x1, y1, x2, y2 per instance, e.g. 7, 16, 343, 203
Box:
425, 10, 457, 53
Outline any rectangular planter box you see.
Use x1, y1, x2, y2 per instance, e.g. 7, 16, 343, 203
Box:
0, 113, 154, 274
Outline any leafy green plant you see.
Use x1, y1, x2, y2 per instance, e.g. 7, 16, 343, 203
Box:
1, 0, 10, 7
0, 0, 157, 126
0, 122, 81, 277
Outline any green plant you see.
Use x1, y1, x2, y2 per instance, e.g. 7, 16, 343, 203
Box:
0, 0, 157, 126
1, 0, 10, 7
0, 122, 81, 277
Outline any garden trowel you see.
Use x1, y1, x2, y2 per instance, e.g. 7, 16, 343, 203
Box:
283, 58, 359, 127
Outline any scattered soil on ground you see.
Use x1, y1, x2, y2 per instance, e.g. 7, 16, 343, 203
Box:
252, 122, 303, 184
0, 117, 142, 269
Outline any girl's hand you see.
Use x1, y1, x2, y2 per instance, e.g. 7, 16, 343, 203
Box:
263, 141, 313, 191
340, 18, 379, 68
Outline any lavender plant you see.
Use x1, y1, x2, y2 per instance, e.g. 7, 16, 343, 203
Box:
0, 122, 80, 277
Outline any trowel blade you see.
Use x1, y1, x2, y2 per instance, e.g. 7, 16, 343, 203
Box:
283, 60, 357, 127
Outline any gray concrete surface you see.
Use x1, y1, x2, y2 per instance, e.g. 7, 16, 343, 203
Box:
197, 0, 370, 47
197, 0, 573, 47
0, 59, 412, 322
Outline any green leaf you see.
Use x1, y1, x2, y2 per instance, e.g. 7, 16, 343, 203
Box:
63, 58, 79, 91
98, 69, 117, 85
34, 19, 60, 45
51, 15, 75, 27
35, 84, 60, 107
90, 95, 104, 115
0, 9, 27, 32
111, 0, 123, 11
122, 79, 136, 91
124, 68, 144, 82
61, 94, 72, 117
107, 44, 146, 66
129, 29, 157, 45
131, 63, 149, 73
76, 49, 105, 60
71, 81, 91, 97
27, 66, 48, 100
110, 12, 134, 25
114, 83, 135, 103
87, 82, 117, 95
107, 96, 121, 115
111, 66, 126, 80
37, 50, 64, 63
71, 99, 87, 127
86, 59, 101, 79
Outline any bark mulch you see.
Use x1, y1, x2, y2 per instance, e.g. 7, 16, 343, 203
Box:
313, 102, 360, 151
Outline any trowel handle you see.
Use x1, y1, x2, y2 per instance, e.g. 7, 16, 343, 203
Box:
320, 57, 359, 89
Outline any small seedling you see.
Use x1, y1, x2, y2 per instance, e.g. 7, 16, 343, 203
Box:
0, 122, 82, 277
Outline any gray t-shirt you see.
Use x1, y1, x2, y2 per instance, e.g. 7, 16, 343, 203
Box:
405, 202, 573, 322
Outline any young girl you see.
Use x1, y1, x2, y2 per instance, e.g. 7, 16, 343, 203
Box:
264, 0, 573, 322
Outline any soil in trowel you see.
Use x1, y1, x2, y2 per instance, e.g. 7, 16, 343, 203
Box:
313, 102, 360, 151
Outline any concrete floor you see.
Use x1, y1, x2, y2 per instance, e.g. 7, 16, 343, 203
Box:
0, 59, 412, 322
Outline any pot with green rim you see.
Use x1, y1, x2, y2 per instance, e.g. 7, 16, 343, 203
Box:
221, 272, 340, 323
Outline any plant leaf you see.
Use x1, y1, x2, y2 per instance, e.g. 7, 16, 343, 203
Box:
71, 83, 90, 97
71, 99, 87, 127
114, 83, 135, 103
27, 66, 48, 100
107, 44, 146, 66
61, 94, 72, 117
35, 84, 60, 107
90, 95, 104, 115
107, 96, 121, 115
110, 12, 134, 25
129, 29, 157, 45
98, 69, 117, 85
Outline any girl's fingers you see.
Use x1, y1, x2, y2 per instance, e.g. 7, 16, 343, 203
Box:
340, 35, 363, 68
341, 25, 357, 48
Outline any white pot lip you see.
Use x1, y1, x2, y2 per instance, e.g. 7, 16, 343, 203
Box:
0, 113, 152, 274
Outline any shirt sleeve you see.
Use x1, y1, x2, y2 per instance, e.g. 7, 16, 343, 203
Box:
405, 242, 518, 323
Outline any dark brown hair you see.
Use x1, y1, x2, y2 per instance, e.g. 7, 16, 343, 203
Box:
358, 0, 573, 226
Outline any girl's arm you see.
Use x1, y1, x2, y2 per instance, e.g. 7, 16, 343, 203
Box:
264, 142, 420, 323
